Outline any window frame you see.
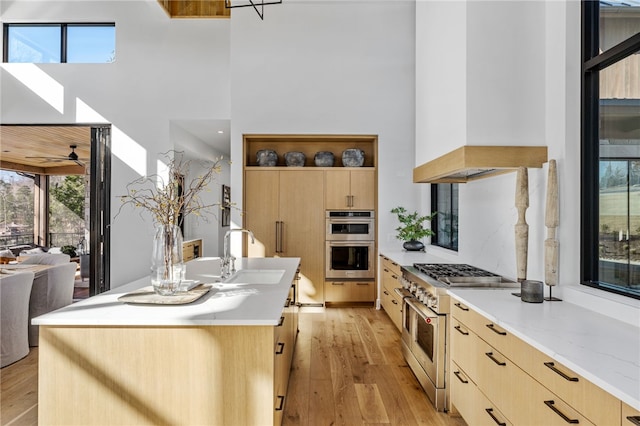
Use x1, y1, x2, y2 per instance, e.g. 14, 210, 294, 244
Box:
2, 22, 115, 64
430, 183, 458, 251
581, 2, 640, 299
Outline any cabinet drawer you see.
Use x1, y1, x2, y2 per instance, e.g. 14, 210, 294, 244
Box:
623, 402, 640, 426
380, 287, 402, 332
450, 361, 512, 426
380, 255, 402, 277
324, 281, 375, 303
476, 340, 596, 426
523, 348, 621, 426
450, 317, 479, 382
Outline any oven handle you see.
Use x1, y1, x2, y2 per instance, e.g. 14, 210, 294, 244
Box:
406, 297, 440, 323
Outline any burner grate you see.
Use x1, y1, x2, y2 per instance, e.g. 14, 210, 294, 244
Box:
413, 263, 501, 279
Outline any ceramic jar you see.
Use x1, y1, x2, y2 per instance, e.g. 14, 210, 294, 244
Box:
284, 151, 306, 167
342, 148, 364, 167
256, 149, 278, 166
314, 151, 335, 167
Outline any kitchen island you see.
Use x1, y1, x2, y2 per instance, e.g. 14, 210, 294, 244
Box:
33, 257, 300, 426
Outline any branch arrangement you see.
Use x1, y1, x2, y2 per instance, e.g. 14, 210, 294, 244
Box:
117, 151, 224, 227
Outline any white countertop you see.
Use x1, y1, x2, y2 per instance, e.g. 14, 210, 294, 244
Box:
448, 288, 640, 411
33, 257, 300, 327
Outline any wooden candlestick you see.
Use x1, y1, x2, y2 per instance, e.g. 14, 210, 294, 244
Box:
515, 167, 529, 282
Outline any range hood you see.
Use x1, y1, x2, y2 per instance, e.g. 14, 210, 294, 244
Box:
413, 146, 548, 184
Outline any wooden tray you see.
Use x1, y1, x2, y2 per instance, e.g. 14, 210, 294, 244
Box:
118, 284, 211, 305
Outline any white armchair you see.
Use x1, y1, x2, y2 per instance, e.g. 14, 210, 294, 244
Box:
21, 253, 71, 265
28, 262, 77, 346
1, 271, 35, 368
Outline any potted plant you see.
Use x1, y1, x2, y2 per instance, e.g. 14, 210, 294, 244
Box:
391, 207, 437, 251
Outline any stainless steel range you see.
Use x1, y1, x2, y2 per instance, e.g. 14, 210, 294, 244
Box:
394, 263, 516, 412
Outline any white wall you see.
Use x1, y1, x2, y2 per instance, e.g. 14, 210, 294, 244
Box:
228, 0, 422, 256
1, 1, 231, 286
415, 1, 583, 287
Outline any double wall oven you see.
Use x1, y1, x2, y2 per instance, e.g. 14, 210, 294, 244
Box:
325, 211, 375, 279
395, 263, 516, 412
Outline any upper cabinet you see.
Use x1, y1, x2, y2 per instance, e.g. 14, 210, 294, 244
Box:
325, 169, 375, 210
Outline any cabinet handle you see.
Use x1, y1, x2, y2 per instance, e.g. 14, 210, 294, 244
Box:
275, 395, 285, 411
454, 302, 469, 311
384, 268, 389, 273
356, 282, 368, 286
626, 416, 640, 426
285, 297, 291, 308
485, 352, 506, 366
544, 362, 579, 382
544, 400, 579, 424
277, 316, 285, 327
454, 325, 469, 336
345, 195, 350, 207
280, 221, 285, 253
391, 299, 398, 305
485, 408, 507, 426
453, 370, 468, 384
350, 195, 355, 207
383, 290, 389, 295
332, 282, 345, 286
486, 324, 507, 335
391, 275, 398, 279
275, 342, 285, 355
275, 221, 281, 253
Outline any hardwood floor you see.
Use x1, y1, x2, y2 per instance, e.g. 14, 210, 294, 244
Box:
0, 307, 466, 426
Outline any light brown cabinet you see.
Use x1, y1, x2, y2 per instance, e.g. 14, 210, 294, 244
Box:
182, 239, 202, 262
325, 169, 375, 210
244, 170, 325, 305
324, 280, 375, 304
623, 402, 640, 426
379, 255, 402, 331
450, 298, 622, 426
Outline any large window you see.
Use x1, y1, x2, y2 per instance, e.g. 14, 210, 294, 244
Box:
582, 2, 640, 299
431, 183, 458, 251
0, 171, 34, 249
3, 23, 115, 63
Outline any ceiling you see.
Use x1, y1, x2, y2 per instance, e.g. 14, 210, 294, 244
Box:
0, 125, 91, 175
0, 122, 231, 176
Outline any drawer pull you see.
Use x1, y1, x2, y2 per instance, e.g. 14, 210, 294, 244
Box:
544, 362, 579, 382
486, 324, 507, 335
356, 282, 368, 286
453, 370, 468, 384
454, 325, 469, 336
383, 290, 390, 295
626, 416, 640, 426
391, 299, 398, 305
333, 282, 345, 286
485, 408, 507, 426
544, 400, 579, 424
275, 342, 285, 354
285, 297, 291, 308
275, 395, 285, 411
391, 275, 398, 279
277, 316, 285, 327
485, 352, 506, 366
454, 302, 469, 311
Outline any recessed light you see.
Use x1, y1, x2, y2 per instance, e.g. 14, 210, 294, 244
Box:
217, 130, 224, 134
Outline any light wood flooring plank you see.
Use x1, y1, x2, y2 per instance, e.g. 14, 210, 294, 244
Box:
354, 383, 390, 424
1, 348, 38, 426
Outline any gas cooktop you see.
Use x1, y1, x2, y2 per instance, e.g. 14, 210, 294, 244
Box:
411, 263, 513, 287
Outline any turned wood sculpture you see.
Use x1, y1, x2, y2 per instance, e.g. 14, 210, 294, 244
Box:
544, 159, 559, 289
515, 167, 529, 282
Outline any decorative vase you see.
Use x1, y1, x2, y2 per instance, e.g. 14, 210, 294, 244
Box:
284, 151, 306, 167
151, 224, 184, 295
342, 148, 365, 167
314, 151, 335, 167
256, 149, 278, 166
403, 240, 425, 252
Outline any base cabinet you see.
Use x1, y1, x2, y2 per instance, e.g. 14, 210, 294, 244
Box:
379, 255, 402, 331
450, 297, 622, 426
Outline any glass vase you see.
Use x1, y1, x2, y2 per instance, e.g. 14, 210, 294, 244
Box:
151, 224, 184, 295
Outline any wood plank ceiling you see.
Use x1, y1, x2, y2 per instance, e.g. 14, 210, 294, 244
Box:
157, 0, 230, 18
0, 125, 91, 176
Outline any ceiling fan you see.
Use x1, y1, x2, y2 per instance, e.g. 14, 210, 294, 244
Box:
27, 144, 88, 166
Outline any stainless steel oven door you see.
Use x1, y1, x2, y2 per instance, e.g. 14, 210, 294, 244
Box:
325, 241, 375, 279
325, 217, 375, 241
401, 295, 413, 349
406, 298, 446, 389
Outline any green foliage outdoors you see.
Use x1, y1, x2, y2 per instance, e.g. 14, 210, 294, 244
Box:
391, 207, 437, 242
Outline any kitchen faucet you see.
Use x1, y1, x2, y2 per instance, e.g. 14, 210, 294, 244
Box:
222, 229, 255, 278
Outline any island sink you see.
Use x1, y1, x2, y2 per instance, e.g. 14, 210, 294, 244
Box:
224, 269, 285, 285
